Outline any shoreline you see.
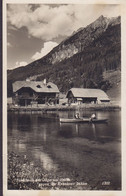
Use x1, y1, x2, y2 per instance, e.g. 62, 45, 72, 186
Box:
8, 103, 121, 112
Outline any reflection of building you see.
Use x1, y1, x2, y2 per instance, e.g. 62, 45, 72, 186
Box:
12, 80, 59, 106
66, 88, 110, 104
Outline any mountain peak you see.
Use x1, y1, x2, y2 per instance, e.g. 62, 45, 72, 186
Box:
69, 15, 119, 42
97, 15, 106, 21
87, 15, 120, 30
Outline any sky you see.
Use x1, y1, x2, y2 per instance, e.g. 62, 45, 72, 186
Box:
7, 4, 120, 70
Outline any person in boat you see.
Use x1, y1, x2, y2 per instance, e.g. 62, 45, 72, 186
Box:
75, 112, 80, 119
90, 113, 96, 122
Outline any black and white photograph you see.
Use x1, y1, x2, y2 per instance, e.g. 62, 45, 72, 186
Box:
3, 1, 124, 195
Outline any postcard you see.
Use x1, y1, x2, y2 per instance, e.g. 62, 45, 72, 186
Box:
2, 0, 126, 196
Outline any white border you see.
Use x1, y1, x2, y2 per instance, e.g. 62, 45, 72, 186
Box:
3, 0, 7, 194
3, 1, 126, 196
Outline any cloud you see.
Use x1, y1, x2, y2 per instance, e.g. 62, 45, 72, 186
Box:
32, 41, 58, 60
7, 4, 120, 41
7, 42, 12, 47
8, 25, 17, 31
8, 61, 28, 69
15, 61, 28, 68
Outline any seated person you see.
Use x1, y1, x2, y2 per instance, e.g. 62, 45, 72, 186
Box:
75, 112, 80, 119
90, 113, 96, 120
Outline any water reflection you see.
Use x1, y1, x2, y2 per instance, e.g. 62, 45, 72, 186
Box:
75, 124, 79, 135
33, 149, 58, 171
8, 110, 121, 189
8, 111, 121, 142
14, 140, 26, 151
91, 123, 97, 140
59, 113, 120, 143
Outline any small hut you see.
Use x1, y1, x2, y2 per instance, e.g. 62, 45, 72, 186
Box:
66, 88, 110, 104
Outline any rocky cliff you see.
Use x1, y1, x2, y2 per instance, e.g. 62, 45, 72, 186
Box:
42, 15, 120, 64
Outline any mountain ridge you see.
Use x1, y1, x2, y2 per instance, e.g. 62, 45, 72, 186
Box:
8, 15, 120, 72
7, 15, 121, 102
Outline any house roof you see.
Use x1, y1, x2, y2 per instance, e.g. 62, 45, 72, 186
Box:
13, 81, 59, 93
66, 88, 110, 100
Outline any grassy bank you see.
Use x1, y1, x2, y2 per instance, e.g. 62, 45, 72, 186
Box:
8, 151, 91, 190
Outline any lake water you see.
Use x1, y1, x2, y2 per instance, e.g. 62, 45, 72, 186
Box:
8, 110, 121, 190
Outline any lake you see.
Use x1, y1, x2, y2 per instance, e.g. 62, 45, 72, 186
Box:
8, 110, 121, 190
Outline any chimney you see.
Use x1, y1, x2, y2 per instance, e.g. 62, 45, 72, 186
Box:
43, 79, 46, 85
26, 78, 30, 81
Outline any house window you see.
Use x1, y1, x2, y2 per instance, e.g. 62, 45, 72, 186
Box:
47, 85, 52, 88
36, 85, 41, 88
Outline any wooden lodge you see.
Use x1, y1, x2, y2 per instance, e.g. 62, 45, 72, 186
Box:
66, 88, 110, 105
12, 80, 60, 106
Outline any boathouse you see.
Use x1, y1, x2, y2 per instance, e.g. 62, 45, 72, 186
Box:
66, 88, 110, 104
12, 80, 60, 106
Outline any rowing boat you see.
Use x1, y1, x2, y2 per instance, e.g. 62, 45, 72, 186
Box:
59, 118, 108, 123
